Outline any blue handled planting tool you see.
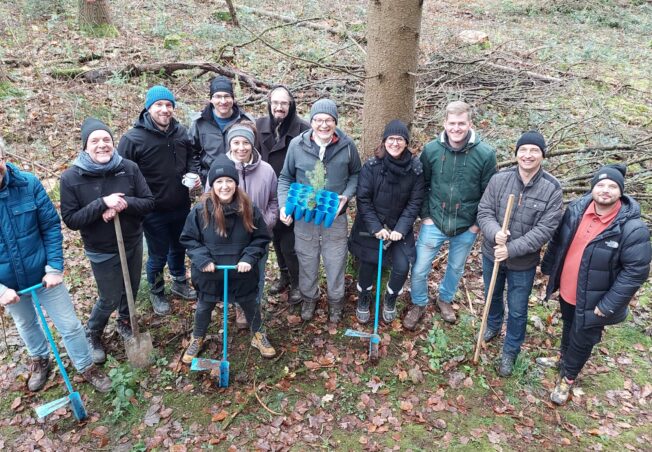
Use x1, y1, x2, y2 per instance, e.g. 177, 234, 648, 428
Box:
345, 239, 384, 362
190, 265, 237, 387
17, 283, 88, 421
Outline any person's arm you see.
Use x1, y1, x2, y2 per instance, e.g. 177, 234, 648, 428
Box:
122, 166, 155, 217
419, 148, 432, 220
277, 140, 297, 208
342, 142, 362, 201
188, 120, 203, 176
59, 172, 107, 230
476, 176, 501, 245
239, 208, 272, 267
262, 170, 279, 230
393, 169, 426, 236
356, 162, 384, 234
34, 177, 64, 273
596, 220, 651, 316
179, 205, 213, 271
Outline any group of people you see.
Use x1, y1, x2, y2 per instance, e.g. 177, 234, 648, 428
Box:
0, 78, 649, 407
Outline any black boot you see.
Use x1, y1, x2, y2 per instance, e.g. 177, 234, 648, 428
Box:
288, 286, 302, 305
356, 290, 372, 324
382, 291, 398, 323
87, 330, 106, 364
269, 270, 290, 295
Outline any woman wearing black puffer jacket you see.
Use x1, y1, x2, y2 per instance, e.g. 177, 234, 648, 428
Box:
348, 120, 425, 324
179, 155, 275, 362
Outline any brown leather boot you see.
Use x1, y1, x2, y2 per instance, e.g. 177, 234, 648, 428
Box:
82, 365, 112, 393
436, 299, 457, 323
402, 305, 426, 331
328, 299, 344, 324
28, 357, 52, 392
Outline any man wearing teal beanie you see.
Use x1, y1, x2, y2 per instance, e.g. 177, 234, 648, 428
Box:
118, 85, 199, 316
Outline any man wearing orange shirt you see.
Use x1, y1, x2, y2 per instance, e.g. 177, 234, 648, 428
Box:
541, 164, 650, 405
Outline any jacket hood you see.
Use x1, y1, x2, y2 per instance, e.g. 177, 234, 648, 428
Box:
438, 129, 480, 152
227, 146, 262, 172
266, 85, 297, 127
1, 162, 28, 189
574, 192, 642, 225
134, 110, 180, 136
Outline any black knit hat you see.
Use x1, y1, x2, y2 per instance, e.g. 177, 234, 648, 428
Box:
208, 154, 239, 187
210, 76, 234, 98
81, 117, 113, 150
591, 163, 626, 195
382, 119, 410, 144
515, 130, 546, 157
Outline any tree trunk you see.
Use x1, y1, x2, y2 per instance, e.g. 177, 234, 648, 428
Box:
78, 0, 112, 28
224, 0, 240, 27
361, 0, 423, 158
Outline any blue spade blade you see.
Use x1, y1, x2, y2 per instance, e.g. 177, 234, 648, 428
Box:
69, 392, 88, 421
191, 357, 221, 371
35, 396, 69, 419
219, 361, 229, 388
344, 329, 372, 338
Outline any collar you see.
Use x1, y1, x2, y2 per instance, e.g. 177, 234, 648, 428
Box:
584, 200, 622, 224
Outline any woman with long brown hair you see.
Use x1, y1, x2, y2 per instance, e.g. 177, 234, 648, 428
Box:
180, 155, 276, 361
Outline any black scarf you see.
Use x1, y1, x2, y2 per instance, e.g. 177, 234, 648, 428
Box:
382, 151, 411, 183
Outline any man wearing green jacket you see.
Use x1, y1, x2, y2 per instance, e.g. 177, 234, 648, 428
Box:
404, 101, 497, 330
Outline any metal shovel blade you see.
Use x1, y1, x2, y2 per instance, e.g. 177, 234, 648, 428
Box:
344, 329, 372, 339
35, 396, 69, 419
125, 332, 154, 368
219, 360, 229, 388
69, 392, 88, 421
190, 357, 221, 371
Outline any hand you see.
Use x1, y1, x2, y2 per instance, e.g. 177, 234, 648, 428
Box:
193, 176, 202, 190
494, 230, 510, 245
375, 228, 390, 240
469, 224, 480, 234
336, 195, 348, 216
42, 273, 63, 288
102, 208, 117, 223
202, 262, 215, 273
280, 207, 293, 226
422, 217, 434, 225
494, 244, 509, 262
389, 231, 403, 241
103, 193, 127, 212
237, 262, 252, 273
0, 289, 20, 306
594, 306, 606, 317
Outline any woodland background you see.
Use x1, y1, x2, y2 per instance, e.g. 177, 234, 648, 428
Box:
0, 0, 651, 450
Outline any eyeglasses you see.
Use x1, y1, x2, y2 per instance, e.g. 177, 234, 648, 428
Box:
386, 137, 406, 144
212, 94, 233, 101
271, 101, 289, 108
312, 118, 335, 126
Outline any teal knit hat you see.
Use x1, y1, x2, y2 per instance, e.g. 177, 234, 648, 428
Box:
145, 85, 176, 110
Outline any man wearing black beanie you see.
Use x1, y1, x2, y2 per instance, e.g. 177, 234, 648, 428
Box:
541, 163, 651, 405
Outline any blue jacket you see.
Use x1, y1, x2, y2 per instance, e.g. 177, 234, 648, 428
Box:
0, 163, 63, 293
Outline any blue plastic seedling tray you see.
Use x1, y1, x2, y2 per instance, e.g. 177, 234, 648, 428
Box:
285, 183, 339, 227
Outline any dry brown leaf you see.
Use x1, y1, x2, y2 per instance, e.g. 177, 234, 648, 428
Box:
10, 397, 21, 411
399, 400, 413, 412
212, 410, 229, 422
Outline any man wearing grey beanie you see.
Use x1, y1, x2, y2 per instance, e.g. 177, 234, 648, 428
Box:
277, 98, 362, 324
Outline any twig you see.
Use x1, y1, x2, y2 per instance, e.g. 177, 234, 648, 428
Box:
253, 376, 282, 416
462, 278, 476, 317
0, 308, 9, 351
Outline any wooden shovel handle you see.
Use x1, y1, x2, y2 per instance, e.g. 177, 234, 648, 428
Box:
114, 213, 141, 337
473, 194, 515, 365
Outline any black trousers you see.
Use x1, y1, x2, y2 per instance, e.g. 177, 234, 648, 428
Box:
357, 244, 410, 294
272, 220, 299, 287
193, 290, 262, 337
87, 239, 143, 333
559, 298, 604, 380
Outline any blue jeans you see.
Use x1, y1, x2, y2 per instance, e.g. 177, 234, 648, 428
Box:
482, 255, 536, 356
410, 223, 477, 306
6, 284, 93, 372
143, 208, 189, 293
257, 246, 269, 306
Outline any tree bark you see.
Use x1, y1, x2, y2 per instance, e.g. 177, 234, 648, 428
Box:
224, 0, 240, 27
361, 0, 423, 158
79, 0, 112, 28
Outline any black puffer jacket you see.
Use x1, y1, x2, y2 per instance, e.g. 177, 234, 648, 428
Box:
189, 103, 254, 183
541, 194, 651, 329
179, 197, 271, 296
348, 153, 425, 265
117, 111, 193, 212
60, 159, 154, 253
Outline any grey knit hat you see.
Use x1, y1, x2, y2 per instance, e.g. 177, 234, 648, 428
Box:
226, 124, 255, 148
310, 99, 338, 124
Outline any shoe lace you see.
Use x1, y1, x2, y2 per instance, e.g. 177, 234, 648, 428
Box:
187, 338, 201, 354
256, 333, 271, 347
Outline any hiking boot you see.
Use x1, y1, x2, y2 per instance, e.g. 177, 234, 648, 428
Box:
268, 270, 290, 295
356, 290, 372, 324
301, 298, 317, 321
498, 352, 516, 377
329, 300, 344, 324
82, 365, 112, 393
251, 332, 276, 358
536, 355, 561, 369
87, 330, 106, 365
235, 304, 249, 330
550, 376, 574, 405
382, 291, 398, 323
479, 327, 500, 343
28, 357, 51, 392
171, 280, 197, 300
403, 305, 426, 331
182, 336, 204, 364
288, 287, 302, 305
436, 299, 456, 323
115, 318, 133, 340
150, 291, 171, 316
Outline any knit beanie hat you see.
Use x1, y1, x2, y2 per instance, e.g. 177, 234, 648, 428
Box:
208, 154, 240, 187
81, 117, 113, 150
382, 120, 410, 144
591, 163, 626, 195
145, 85, 176, 110
226, 124, 255, 148
515, 130, 546, 157
310, 99, 338, 124
210, 76, 234, 98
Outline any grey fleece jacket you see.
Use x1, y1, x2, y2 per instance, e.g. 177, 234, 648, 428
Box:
277, 128, 362, 209
477, 166, 563, 270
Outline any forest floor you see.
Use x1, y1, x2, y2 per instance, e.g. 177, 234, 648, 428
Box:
0, 0, 651, 450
